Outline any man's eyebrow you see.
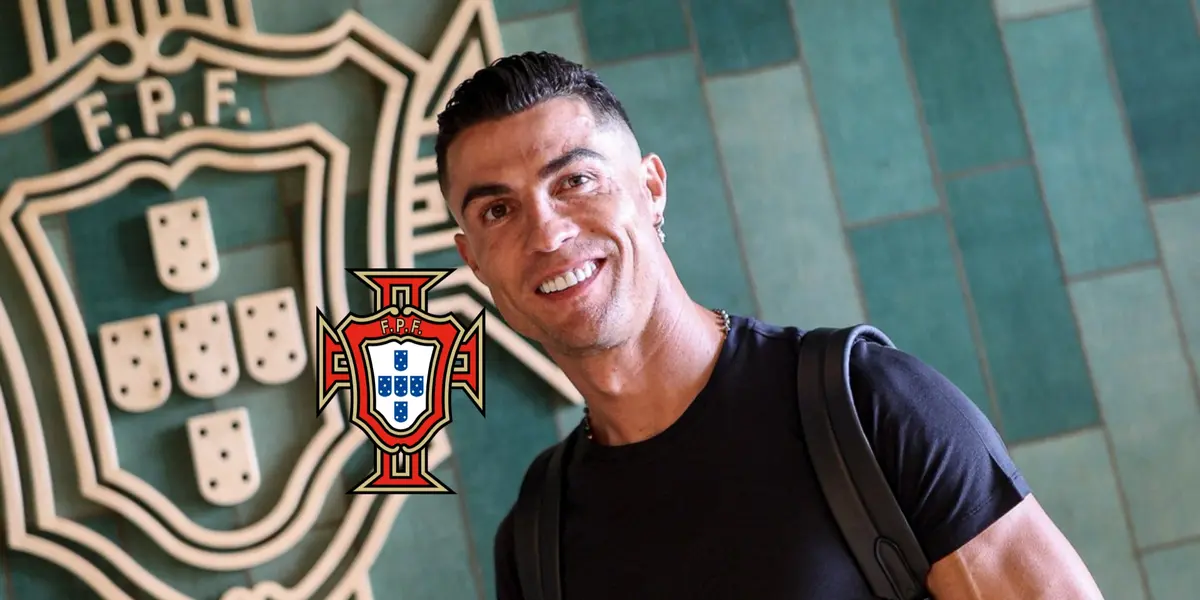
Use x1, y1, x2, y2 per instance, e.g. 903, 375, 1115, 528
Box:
460, 183, 512, 216
538, 147, 605, 179
458, 148, 606, 215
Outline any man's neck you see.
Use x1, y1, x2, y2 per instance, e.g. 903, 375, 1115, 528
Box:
547, 284, 728, 446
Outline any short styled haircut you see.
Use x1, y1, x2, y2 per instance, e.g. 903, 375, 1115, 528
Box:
434, 51, 635, 192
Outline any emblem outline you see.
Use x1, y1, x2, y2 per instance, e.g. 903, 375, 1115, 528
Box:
338, 305, 466, 455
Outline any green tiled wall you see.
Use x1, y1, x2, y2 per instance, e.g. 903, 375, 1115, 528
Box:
0, 1, 1197, 599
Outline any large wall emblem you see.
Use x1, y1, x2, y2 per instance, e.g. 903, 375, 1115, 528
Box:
0, 0, 581, 597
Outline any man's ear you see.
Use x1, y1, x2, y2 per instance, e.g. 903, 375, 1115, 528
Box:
642, 153, 667, 217
455, 232, 488, 285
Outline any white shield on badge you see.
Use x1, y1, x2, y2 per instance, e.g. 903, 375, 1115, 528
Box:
367, 340, 435, 433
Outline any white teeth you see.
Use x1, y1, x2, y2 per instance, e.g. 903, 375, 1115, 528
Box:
539, 261, 598, 294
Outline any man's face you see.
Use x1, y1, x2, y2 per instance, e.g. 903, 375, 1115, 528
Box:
444, 97, 667, 355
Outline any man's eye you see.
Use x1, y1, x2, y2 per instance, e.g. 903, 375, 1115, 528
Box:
564, 174, 591, 189
483, 203, 509, 222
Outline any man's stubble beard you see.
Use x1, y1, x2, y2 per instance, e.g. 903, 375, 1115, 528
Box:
544, 273, 663, 360
541, 301, 630, 358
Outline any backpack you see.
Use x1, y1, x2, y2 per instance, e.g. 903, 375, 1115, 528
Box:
511, 325, 933, 600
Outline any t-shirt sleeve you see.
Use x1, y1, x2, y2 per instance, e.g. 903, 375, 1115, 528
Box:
494, 509, 524, 600
848, 338, 1032, 564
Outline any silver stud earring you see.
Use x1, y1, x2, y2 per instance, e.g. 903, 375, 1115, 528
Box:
655, 218, 666, 243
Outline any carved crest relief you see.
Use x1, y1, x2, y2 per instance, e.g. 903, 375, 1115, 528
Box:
0, 1, 580, 597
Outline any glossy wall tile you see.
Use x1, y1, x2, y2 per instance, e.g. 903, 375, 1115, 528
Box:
707, 64, 864, 328
1003, 8, 1158, 277
791, 0, 939, 224
691, 0, 798, 75
947, 166, 1100, 442
896, 0, 1028, 174
1094, 0, 1200, 198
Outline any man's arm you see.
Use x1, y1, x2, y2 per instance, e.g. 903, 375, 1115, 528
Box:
847, 340, 1103, 599
927, 494, 1103, 599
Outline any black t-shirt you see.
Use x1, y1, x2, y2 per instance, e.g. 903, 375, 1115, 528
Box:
494, 315, 1031, 599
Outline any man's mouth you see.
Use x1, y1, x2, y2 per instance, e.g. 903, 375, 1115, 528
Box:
537, 260, 599, 295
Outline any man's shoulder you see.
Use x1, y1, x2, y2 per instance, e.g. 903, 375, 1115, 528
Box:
736, 315, 977, 426
742, 317, 1030, 547
836, 329, 1004, 451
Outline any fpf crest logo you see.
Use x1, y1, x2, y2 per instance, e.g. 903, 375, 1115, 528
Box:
316, 270, 486, 494
0, 0, 580, 598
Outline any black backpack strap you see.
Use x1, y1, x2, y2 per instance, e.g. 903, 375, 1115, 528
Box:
512, 434, 572, 600
797, 326, 931, 600
512, 446, 549, 600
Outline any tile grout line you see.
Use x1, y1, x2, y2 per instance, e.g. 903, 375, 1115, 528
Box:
942, 157, 1032, 182
842, 205, 941, 232
1065, 258, 1159, 284
1000, 2, 1093, 23
839, 155, 1048, 233
1192, 0, 1200, 38
783, 0, 874, 328
1087, 2, 1200, 413
703, 57, 801, 82
996, 6, 1153, 596
888, 0, 1007, 439
1148, 193, 1200, 205
1147, 212, 1200, 411
1005, 422, 1104, 451
677, 0, 765, 320
1138, 530, 1200, 556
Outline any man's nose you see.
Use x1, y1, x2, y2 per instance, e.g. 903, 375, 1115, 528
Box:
526, 202, 579, 254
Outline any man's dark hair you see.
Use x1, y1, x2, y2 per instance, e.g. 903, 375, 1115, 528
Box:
435, 51, 634, 193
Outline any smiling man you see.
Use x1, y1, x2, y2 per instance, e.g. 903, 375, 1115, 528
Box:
435, 52, 1104, 600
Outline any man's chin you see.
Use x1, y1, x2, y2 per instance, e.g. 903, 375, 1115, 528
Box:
536, 320, 618, 357
512, 298, 627, 352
